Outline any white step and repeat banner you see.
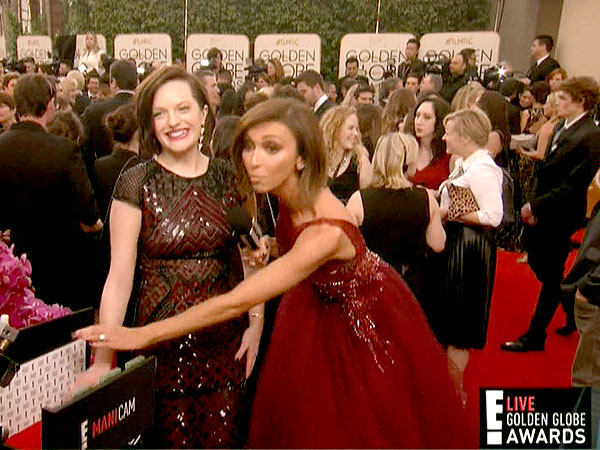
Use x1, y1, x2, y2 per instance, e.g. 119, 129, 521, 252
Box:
74, 34, 107, 68
338, 33, 416, 83
419, 31, 501, 75
16, 35, 52, 63
114, 33, 172, 65
186, 34, 249, 87
254, 34, 321, 78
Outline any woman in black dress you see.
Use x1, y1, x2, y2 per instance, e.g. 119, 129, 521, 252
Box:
346, 132, 445, 300
439, 108, 504, 393
320, 105, 372, 203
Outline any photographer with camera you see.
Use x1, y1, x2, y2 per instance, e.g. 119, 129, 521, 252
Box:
440, 53, 469, 104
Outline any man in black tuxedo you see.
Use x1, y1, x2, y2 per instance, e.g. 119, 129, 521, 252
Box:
81, 60, 137, 176
296, 70, 336, 119
0, 74, 101, 310
520, 35, 561, 86
502, 77, 600, 352
397, 38, 426, 81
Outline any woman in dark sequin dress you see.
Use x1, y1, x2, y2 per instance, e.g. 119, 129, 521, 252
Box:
73, 67, 263, 448
77, 99, 473, 449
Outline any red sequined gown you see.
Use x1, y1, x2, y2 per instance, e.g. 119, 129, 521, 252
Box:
113, 159, 247, 449
247, 211, 474, 449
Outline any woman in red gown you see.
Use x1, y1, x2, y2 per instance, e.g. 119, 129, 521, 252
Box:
405, 95, 451, 190
76, 98, 474, 449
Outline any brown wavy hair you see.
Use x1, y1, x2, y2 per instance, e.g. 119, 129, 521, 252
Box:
136, 65, 211, 158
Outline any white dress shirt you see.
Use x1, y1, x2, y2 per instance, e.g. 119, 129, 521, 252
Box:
313, 94, 328, 112
440, 149, 504, 227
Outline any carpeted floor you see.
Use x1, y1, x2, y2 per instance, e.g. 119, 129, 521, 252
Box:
464, 249, 580, 411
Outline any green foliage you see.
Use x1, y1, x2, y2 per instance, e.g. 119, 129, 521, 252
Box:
29, 14, 48, 36
4, 9, 21, 59
62, 0, 490, 78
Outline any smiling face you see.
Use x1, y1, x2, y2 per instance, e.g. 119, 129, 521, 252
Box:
443, 119, 464, 156
519, 90, 533, 108
242, 121, 303, 196
414, 101, 436, 140
152, 79, 207, 156
338, 113, 360, 151
267, 61, 276, 78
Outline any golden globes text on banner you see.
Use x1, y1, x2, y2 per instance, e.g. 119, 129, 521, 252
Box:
338, 33, 415, 83
113, 34, 172, 65
480, 388, 591, 448
186, 34, 249, 88
254, 34, 321, 78
16, 36, 53, 64
419, 31, 500, 77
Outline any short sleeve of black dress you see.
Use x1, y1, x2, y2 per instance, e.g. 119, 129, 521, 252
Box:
112, 160, 150, 209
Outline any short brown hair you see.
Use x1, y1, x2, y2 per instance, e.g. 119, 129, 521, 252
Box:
231, 98, 327, 206
0, 92, 14, 109
443, 107, 491, 148
13, 74, 54, 118
136, 65, 210, 157
559, 76, 600, 112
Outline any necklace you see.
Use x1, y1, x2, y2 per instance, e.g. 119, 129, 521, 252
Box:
329, 150, 351, 178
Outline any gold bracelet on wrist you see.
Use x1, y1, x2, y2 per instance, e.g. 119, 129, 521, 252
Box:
250, 312, 264, 321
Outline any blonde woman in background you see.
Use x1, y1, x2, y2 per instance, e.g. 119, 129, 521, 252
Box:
450, 81, 485, 112
79, 32, 105, 73
347, 132, 445, 299
321, 105, 373, 203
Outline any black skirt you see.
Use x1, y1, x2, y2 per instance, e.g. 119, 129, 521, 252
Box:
438, 222, 497, 349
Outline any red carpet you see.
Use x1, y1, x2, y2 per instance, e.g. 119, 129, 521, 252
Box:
464, 249, 579, 408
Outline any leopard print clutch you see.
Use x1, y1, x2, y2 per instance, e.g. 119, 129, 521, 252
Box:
447, 184, 479, 221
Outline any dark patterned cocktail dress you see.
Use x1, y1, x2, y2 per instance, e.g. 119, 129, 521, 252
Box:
114, 158, 247, 448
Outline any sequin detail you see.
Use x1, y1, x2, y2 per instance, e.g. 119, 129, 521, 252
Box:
114, 159, 248, 448
293, 219, 395, 372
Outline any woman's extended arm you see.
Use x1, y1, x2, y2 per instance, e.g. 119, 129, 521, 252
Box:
425, 189, 446, 252
346, 190, 364, 226
356, 146, 373, 189
75, 223, 355, 350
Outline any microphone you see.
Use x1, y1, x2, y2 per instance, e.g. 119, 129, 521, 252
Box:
226, 206, 263, 249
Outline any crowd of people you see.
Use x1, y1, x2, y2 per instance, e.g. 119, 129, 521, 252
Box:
1, 30, 600, 448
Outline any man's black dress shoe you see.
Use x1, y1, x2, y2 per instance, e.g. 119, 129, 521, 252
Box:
556, 325, 577, 336
500, 335, 545, 352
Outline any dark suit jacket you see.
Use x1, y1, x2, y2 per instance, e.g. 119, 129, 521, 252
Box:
506, 101, 521, 135
440, 73, 468, 103
0, 121, 99, 308
526, 57, 560, 84
563, 204, 600, 306
81, 92, 134, 173
93, 149, 142, 219
74, 92, 92, 116
315, 99, 336, 119
529, 114, 600, 231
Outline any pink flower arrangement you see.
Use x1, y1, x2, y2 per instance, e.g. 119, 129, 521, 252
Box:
0, 238, 71, 328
